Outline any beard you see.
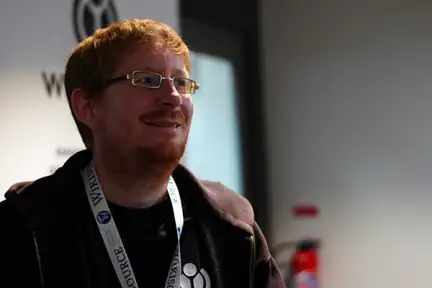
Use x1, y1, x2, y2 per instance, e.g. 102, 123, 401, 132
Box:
137, 110, 189, 165
136, 136, 188, 165
94, 109, 190, 176
93, 131, 189, 181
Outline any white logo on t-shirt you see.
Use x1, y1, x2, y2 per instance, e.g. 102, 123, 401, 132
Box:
180, 263, 211, 288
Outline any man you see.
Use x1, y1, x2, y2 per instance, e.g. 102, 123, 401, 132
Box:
0, 19, 284, 288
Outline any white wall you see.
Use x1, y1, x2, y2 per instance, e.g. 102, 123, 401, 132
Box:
0, 0, 178, 195
261, 0, 432, 287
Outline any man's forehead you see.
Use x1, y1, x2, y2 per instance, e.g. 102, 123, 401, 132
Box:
118, 44, 188, 74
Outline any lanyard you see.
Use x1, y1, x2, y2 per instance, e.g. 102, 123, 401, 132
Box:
81, 162, 184, 288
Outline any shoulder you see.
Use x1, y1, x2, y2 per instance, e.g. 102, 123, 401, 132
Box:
199, 180, 255, 224
173, 165, 256, 231
198, 181, 278, 272
1, 171, 80, 230
198, 179, 255, 233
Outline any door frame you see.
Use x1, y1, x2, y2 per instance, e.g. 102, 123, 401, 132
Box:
180, 0, 270, 238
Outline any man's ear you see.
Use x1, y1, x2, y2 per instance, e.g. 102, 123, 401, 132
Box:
70, 88, 97, 129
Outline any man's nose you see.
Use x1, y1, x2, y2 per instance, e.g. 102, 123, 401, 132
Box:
156, 78, 182, 107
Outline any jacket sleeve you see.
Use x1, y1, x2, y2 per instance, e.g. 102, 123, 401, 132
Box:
253, 222, 286, 288
0, 199, 43, 288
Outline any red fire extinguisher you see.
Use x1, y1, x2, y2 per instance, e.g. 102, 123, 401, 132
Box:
290, 239, 320, 288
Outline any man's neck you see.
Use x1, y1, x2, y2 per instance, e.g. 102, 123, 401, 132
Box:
92, 149, 177, 209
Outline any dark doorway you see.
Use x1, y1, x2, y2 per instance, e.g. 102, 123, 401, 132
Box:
180, 0, 270, 237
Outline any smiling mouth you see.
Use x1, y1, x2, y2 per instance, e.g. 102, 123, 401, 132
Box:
144, 122, 181, 128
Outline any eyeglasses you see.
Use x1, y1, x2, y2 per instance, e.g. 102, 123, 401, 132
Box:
106, 71, 200, 94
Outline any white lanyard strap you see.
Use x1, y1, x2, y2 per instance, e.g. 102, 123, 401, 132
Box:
81, 162, 184, 288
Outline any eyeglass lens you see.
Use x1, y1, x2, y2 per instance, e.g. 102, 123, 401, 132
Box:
133, 72, 195, 94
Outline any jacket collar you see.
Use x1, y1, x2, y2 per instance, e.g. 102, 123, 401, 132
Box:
5, 150, 255, 234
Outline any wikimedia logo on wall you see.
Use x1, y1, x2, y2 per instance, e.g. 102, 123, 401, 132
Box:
42, 0, 119, 99
72, 0, 119, 42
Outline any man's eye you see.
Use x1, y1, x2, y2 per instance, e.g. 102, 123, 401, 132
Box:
174, 78, 189, 87
135, 74, 160, 86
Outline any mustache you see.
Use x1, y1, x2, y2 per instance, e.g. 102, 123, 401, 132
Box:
139, 110, 186, 125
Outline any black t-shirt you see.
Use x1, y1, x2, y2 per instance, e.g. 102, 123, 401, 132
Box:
98, 197, 213, 288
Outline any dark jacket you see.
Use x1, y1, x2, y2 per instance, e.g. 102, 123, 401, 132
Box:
0, 150, 284, 288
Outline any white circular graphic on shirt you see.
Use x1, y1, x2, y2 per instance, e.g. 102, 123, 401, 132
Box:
183, 263, 198, 277
180, 263, 211, 288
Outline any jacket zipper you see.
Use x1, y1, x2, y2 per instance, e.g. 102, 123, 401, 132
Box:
32, 231, 46, 288
249, 235, 256, 288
